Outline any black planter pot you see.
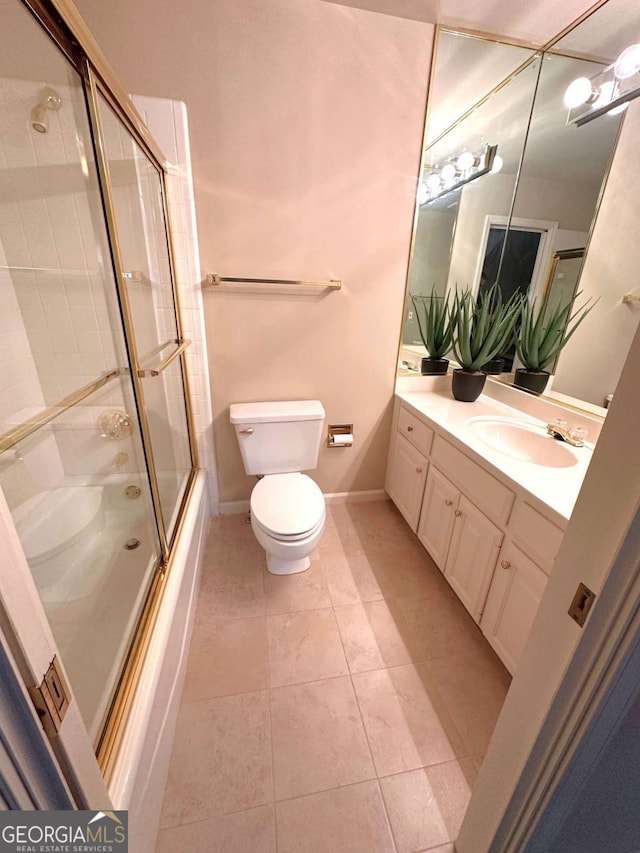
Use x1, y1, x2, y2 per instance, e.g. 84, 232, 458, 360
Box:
421, 357, 449, 375
513, 369, 550, 395
452, 369, 487, 402
480, 357, 505, 376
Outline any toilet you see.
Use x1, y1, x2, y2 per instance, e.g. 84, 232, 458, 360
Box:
230, 400, 326, 575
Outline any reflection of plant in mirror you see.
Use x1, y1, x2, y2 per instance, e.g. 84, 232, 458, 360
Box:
516, 290, 596, 372
410, 290, 454, 358
452, 287, 522, 372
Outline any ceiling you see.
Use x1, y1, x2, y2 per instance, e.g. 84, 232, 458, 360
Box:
322, 0, 599, 46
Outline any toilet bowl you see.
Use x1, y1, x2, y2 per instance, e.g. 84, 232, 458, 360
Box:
250, 472, 326, 574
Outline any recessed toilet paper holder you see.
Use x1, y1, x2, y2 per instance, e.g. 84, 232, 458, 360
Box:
327, 424, 354, 448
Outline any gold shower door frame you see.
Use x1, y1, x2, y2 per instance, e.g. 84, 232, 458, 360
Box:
21, 0, 200, 782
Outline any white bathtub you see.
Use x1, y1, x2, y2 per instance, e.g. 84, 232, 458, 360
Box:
109, 470, 208, 853
12, 470, 209, 853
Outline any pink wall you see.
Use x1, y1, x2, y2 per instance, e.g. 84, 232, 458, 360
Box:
72, 0, 433, 502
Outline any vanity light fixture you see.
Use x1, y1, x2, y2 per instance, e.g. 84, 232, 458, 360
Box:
565, 42, 640, 126
419, 143, 498, 206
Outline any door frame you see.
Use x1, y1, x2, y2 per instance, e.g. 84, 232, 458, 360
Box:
0, 491, 110, 807
472, 215, 558, 305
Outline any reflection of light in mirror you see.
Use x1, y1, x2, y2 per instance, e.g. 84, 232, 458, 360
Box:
490, 154, 503, 174
426, 172, 441, 190
441, 162, 456, 182
563, 76, 595, 109
614, 43, 640, 80
457, 150, 475, 171
417, 182, 429, 205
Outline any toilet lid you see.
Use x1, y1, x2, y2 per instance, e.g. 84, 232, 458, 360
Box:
251, 473, 325, 537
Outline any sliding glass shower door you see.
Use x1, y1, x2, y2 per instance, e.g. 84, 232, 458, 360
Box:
93, 92, 193, 549
0, 0, 196, 756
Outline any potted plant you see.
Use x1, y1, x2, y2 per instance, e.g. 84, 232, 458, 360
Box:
477, 283, 520, 375
514, 290, 596, 395
451, 287, 522, 402
410, 289, 454, 375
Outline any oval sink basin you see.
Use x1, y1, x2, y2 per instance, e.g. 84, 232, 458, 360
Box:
467, 416, 579, 468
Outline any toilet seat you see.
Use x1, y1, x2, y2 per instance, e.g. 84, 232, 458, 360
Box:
250, 473, 325, 540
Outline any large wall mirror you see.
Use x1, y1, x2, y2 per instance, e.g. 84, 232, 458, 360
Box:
401, 0, 640, 416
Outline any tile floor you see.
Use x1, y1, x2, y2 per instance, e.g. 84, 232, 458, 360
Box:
156, 500, 511, 853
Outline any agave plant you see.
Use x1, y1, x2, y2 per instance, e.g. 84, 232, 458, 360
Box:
516, 289, 596, 372
410, 289, 454, 359
452, 286, 522, 373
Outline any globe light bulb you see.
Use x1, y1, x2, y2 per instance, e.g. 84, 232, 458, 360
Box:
456, 151, 475, 171
563, 77, 594, 109
440, 163, 456, 182
417, 182, 429, 205
489, 155, 504, 175
426, 172, 441, 190
614, 43, 640, 80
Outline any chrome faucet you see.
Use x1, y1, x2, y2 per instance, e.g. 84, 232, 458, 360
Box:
546, 419, 587, 447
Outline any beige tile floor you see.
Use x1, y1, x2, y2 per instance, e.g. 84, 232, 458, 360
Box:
156, 500, 511, 853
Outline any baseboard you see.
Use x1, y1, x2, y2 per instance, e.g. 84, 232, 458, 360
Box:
324, 489, 389, 505
218, 499, 250, 515
218, 489, 388, 515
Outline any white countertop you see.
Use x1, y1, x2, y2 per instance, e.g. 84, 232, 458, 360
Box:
397, 388, 595, 522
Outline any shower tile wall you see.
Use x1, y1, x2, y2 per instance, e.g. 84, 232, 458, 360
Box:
0, 75, 124, 506
0, 79, 120, 404
0, 76, 217, 512
0, 240, 62, 509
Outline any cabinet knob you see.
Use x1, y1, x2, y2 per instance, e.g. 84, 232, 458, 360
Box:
454, 509, 462, 517
501, 560, 511, 570
416, 467, 423, 474
407, 425, 414, 432
445, 499, 453, 507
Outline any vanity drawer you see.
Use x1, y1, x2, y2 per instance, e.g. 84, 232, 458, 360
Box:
398, 406, 434, 457
431, 435, 514, 525
510, 502, 564, 574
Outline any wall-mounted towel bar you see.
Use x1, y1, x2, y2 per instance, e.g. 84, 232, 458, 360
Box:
202, 273, 342, 290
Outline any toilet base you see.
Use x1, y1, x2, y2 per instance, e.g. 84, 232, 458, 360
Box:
266, 553, 311, 575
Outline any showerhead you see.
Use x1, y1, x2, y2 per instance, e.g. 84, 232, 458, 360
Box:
30, 86, 62, 134
31, 104, 48, 133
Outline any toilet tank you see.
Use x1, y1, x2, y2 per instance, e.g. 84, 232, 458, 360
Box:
230, 400, 325, 475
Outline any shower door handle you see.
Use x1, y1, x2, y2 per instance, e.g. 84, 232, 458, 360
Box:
137, 339, 191, 377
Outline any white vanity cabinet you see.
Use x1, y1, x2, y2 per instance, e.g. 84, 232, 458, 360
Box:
386, 434, 428, 530
417, 466, 457, 567
418, 461, 504, 623
443, 496, 503, 623
386, 397, 568, 674
386, 406, 434, 530
480, 542, 548, 674
480, 502, 564, 674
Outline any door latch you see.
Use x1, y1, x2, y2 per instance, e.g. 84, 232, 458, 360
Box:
568, 582, 596, 627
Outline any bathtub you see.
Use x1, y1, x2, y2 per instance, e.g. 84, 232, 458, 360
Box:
13, 470, 209, 853
108, 470, 208, 853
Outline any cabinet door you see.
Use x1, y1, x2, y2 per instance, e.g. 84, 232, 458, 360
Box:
444, 496, 503, 623
417, 467, 459, 571
481, 542, 548, 675
386, 433, 428, 531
